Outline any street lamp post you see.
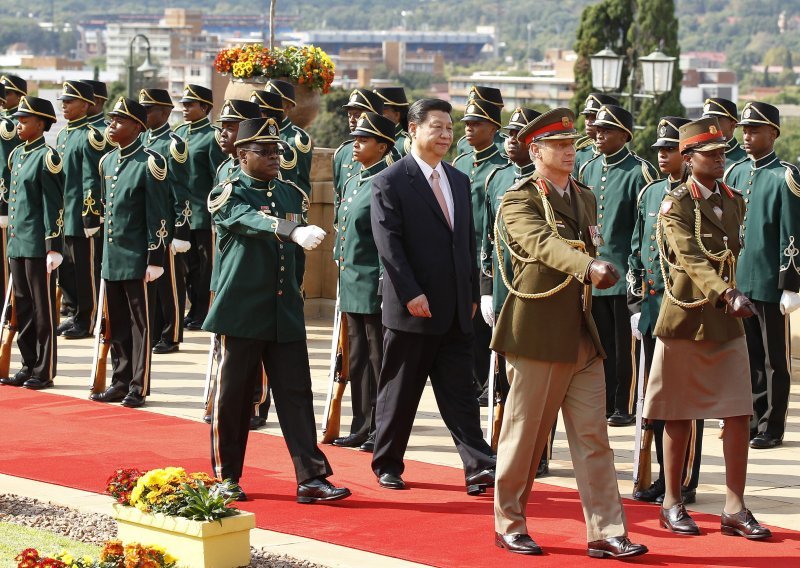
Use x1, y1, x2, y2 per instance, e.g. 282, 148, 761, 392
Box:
127, 34, 158, 97
589, 45, 676, 129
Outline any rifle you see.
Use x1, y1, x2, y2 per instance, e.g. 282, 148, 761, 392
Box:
203, 333, 219, 418
632, 339, 653, 495
88, 280, 110, 394
0, 274, 16, 379
485, 350, 497, 444
321, 299, 349, 444
55, 286, 62, 321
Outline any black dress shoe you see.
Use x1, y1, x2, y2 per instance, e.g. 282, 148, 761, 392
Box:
22, 377, 53, 390
536, 459, 549, 478
634, 479, 665, 503
359, 434, 375, 453
377, 473, 406, 490
660, 503, 700, 535
721, 508, 772, 539
185, 320, 204, 331
121, 393, 146, 408
587, 536, 648, 559
749, 432, 782, 449
494, 533, 542, 555
332, 433, 368, 448
56, 318, 74, 335
90, 386, 127, 403
466, 468, 495, 496
607, 411, 635, 427
1, 370, 31, 387
62, 325, 91, 339
60, 306, 72, 317
152, 341, 179, 354
296, 477, 351, 504
249, 415, 266, 430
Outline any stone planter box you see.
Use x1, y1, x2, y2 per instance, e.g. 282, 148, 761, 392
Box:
112, 504, 255, 568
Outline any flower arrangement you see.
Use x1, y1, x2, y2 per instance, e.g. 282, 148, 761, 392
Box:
108, 466, 241, 522
15, 540, 176, 568
214, 44, 335, 93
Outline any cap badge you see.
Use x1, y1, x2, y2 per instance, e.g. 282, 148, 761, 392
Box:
350, 92, 359, 102
222, 104, 231, 115
709, 125, 718, 135
598, 110, 606, 120
357, 117, 365, 127
467, 104, 476, 114
512, 112, 521, 122
703, 103, 711, 114
562, 117, 570, 127
743, 108, 751, 119
269, 124, 277, 136
659, 125, 667, 137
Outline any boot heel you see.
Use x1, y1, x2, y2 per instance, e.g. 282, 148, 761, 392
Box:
587, 549, 605, 558
467, 483, 486, 496
721, 526, 738, 537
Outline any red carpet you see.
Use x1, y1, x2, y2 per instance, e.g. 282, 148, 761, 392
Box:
1, 387, 798, 567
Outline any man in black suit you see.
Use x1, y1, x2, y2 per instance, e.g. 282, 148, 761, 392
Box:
370, 99, 496, 494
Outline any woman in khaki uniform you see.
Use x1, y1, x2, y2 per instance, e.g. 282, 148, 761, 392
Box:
645, 117, 771, 540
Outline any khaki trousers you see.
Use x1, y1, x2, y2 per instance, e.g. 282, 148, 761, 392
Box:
494, 332, 627, 541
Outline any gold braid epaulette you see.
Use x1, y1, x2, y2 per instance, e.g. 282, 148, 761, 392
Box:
208, 179, 236, 214
294, 128, 312, 153
781, 160, 800, 198
87, 125, 106, 151
144, 148, 168, 181
169, 133, 188, 164
494, 178, 586, 300
280, 145, 298, 170
45, 148, 62, 174
0, 118, 15, 141
656, 190, 735, 309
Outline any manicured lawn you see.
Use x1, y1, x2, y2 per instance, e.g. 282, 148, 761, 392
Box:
0, 522, 100, 567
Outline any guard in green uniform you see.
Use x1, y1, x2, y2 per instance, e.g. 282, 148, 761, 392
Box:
724, 101, 800, 450
81, 80, 110, 132
263, 80, 314, 196
89, 97, 170, 409
628, 116, 703, 505
174, 84, 226, 330
579, 104, 658, 426
333, 88, 384, 217
55, 80, 106, 339
573, 93, 619, 178
0, 75, 26, 116
454, 86, 507, 158
374, 87, 411, 157
702, 97, 746, 168
453, 97, 507, 400
0, 96, 63, 390
331, 111, 395, 452
204, 117, 351, 504
140, 88, 192, 354
0, 83, 22, 306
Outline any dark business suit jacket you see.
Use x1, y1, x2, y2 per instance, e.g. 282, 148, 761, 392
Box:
371, 153, 479, 335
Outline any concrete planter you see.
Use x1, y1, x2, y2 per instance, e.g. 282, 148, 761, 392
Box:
112, 504, 255, 568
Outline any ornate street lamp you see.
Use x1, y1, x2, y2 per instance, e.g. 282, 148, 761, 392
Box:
127, 34, 158, 98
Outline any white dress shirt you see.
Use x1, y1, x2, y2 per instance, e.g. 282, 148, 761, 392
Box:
410, 150, 455, 227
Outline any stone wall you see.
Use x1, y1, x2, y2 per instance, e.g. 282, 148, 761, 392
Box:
304, 148, 337, 318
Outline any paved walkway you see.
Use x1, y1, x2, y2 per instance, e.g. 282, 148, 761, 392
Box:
1, 315, 798, 566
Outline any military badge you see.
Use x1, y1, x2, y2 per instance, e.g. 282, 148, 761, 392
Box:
269, 124, 278, 136
512, 111, 521, 122
659, 125, 667, 137
709, 125, 717, 134
743, 108, 751, 119
703, 103, 711, 114
467, 104, 476, 114
588, 225, 604, 247
597, 110, 606, 120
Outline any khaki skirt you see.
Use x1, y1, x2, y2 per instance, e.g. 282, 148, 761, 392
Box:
643, 335, 752, 420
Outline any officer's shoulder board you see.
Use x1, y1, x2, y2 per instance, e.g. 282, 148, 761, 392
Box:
0, 117, 15, 141
208, 177, 238, 213
636, 178, 662, 205
780, 160, 800, 198
283, 178, 311, 212
86, 124, 107, 151
667, 183, 691, 201
333, 138, 354, 159
574, 135, 594, 151
44, 146, 62, 175
723, 156, 750, 183
168, 132, 188, 164
143, 148, 168, 181
292, 124, 312, 154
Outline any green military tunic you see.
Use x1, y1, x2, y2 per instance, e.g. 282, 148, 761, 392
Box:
55, 115, 107, 235
455, 130, 507, 159
173, 116, 226, 230
453, 144, 508, 266
204, 174, 310, 342
579, 146, 658, 296
333, 139, 356, 228
142, 123, 191, 242
88, 112, 113, 147
6, 136, 64, 258
480, 161, 535, 313
337, 159, 387, 314
724, 152, 800, 303
1, 112, 20, 203
725, 137, 747, 169
628, 177, 682, 335
278, 116, 313, 196
99, 139, 170, 281
394, 123, 411, 158
572, 135, 597, 179
209, 156, 241, 294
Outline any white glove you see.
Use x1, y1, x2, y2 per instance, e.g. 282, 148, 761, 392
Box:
290, 225, 326, 250
779, 290, 800, 315
144, 265, 165, 282
0, 216, 7, 229
46, 251, 63, 273
630, 312, 642, 340
84, 226, 100, 238
480, 295, 495, 327
170, 238, 191, 254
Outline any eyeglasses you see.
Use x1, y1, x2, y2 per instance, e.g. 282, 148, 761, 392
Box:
243, 147, 282, 157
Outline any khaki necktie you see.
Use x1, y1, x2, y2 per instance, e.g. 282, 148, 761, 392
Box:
430, 170, 452, 229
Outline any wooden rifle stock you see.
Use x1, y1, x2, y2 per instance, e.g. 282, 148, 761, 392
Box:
0, 300, 17, 379
55, 287, 62, 321
90, 303, 111, 395
321, 314, 349, 444
491, 402, 503, 452
634, 425, 654, 494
